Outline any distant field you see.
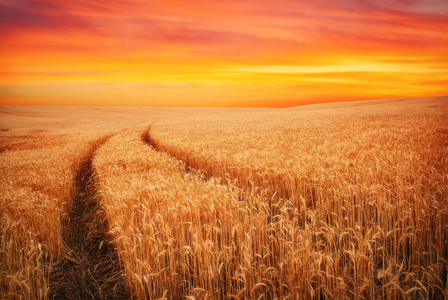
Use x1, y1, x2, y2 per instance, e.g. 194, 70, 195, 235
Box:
1, 97, 447, 299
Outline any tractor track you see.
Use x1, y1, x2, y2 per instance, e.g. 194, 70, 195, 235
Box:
141, 126, 214, 181
141, 125, 294, 215
50, 134, 129, 299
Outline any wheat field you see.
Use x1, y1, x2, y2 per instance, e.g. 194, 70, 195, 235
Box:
1, 97, 447, 299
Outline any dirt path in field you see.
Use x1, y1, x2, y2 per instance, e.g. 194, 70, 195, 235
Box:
141, 127, 158, 149
50, 135, 129, 299
142, 126, 214, 181
142, 126, 320, 211
142, 126, 299, 221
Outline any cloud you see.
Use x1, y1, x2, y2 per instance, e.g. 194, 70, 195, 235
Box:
227, 60, 447, 74
0, 0, 93, 33
2, 0, 448, 56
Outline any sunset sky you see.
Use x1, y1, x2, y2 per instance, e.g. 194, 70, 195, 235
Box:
1, 0, 448, 107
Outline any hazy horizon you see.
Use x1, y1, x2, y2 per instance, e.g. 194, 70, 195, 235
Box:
1, 95, 446, 109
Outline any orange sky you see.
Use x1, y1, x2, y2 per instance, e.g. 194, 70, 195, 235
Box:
1, 0, 447, 107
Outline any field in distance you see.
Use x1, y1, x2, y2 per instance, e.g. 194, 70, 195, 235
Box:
1, 97, 447, 299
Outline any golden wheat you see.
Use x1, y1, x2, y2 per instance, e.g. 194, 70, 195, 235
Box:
0, 107, 151, 299
1, 99, 446, 299
0, 133, 113, 298
149, 97, 448, 298
0, 106, 252, 299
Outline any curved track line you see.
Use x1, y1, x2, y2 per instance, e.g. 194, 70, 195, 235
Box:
142, 125, 322, 209
142, 125, 313, 226
141, 125, 215, 182
50, 134, 129, 299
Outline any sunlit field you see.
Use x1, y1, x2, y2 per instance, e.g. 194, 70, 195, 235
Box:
1, 97, 447, 299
